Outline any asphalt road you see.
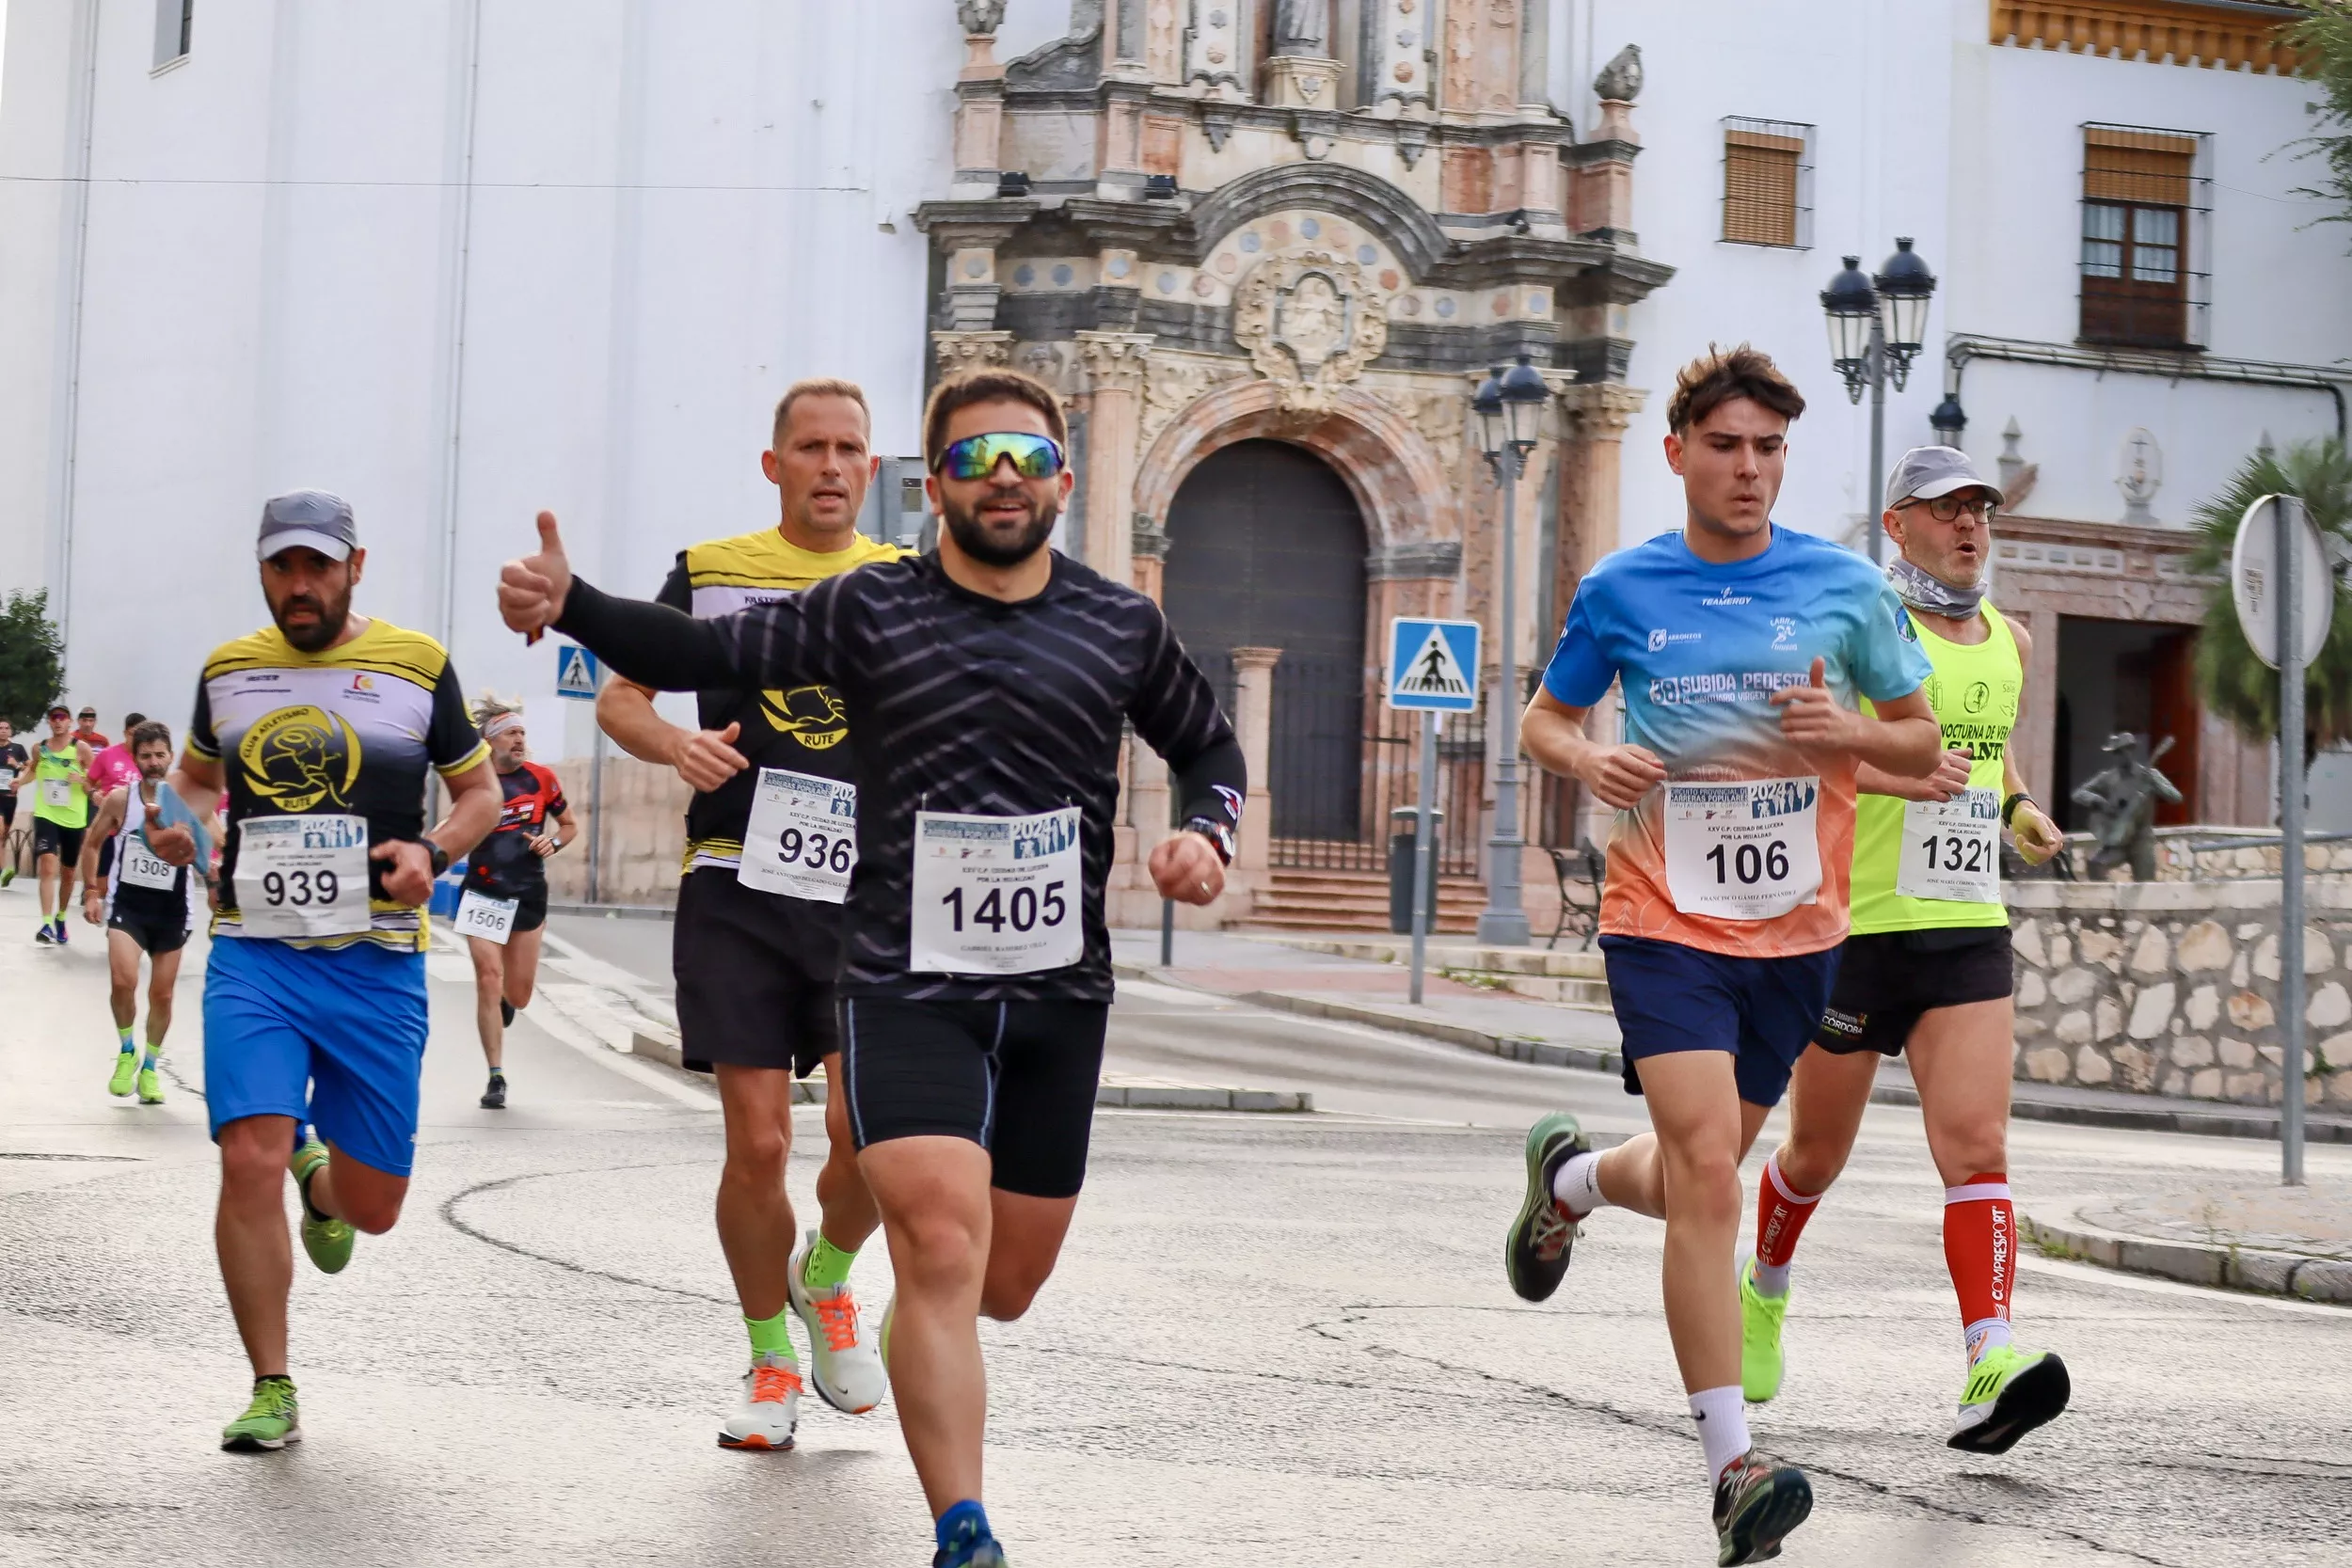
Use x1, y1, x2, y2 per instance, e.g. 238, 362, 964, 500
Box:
3, 895, 2347, 1567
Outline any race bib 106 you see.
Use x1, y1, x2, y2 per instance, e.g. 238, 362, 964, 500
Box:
1662, 777, 1822, 921
738, 768, 857, 904
235, 815, 371, 939
907, 806, 1083, 975
1897, 788, 2002, 903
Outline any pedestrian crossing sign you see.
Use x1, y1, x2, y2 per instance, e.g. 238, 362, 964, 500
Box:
554, 642, 602, 701
1386, 617, 1481, 712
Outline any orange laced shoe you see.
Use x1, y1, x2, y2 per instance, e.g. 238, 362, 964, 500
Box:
717, 1354, 802, 1450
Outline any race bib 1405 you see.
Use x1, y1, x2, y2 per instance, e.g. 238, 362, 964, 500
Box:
907, 806, 1083, 975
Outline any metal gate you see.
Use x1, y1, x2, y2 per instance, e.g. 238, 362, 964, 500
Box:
1259, 657, 1486, 875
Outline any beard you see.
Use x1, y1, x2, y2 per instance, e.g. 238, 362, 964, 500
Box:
270, 587, 353, 653
941, 488, 1058, 568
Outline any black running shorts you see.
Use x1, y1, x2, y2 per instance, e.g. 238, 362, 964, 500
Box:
108, 910, 191, 956
462, 875, 548, 936
673, 865, 841, 1077
33, 819, 85, 864
1818, 927, 2015, 1057
839, 997, 1109, 1199
0, 794, 14, 829
96, 832, 116, 881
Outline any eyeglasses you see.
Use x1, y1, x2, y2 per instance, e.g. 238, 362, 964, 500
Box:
1899, 494, 1996, 523
934, 432, 1067, 483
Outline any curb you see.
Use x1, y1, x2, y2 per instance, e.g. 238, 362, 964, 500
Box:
1237, 990, 1627, 1076
547, 901, 676, 922
626, 1030, 1311, 1115
2022, 1212, 2352, 1305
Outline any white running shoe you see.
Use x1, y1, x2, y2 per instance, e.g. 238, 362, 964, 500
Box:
716, 1353, 802, 1450
787, 1230, 887, 1415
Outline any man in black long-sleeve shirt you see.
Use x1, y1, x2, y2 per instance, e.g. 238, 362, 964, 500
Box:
501, 369, 1241, 1568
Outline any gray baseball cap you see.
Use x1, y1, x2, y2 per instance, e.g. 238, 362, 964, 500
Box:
257, 490, 358, 562
1885, 446, 2004, 511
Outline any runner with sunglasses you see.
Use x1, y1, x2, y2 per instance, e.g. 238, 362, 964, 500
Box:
1740, 446, 2073, 1455
501, 368, 1244, 1568
594, 378, 905, 1449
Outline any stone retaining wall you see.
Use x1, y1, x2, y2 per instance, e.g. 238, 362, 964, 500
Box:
2009, 881, 2352, 1107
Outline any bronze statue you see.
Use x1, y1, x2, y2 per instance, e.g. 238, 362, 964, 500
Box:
2071, 732, 2181, 881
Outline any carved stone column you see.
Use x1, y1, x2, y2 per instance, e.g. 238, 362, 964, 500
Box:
932, 330, 1014, 379
1555, 380, 1645, 849
1141, 0, 1184, 82
1132, 511, 1170, 604
1186, 0, 1244, 94
950, 12, 1008, 198
1075, 330, 1153, 587
1440, 0, 1518, 118
1368, 0, 1431, 109
1230, 647, 1283, 874
1571, 97, 1642, 245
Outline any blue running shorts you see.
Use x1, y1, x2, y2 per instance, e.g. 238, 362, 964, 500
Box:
202, 935, 430, 1178
1598, 935, 1841, 1109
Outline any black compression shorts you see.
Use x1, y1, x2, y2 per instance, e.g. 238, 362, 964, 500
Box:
674, 866, 841, 1077
839, 997, 1108, 1199
33, 819, 85, 865
461, 876, 548, 935
108, 910, 191, 956
0, 793, 15, 829
1818, 927, 2014, 1057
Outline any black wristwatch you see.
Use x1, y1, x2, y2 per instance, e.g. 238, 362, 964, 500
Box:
2000, 792, 2034, 828
1182, 816, 1236, 865
422, 838, 452, 878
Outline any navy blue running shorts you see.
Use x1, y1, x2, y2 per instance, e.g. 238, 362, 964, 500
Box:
1598, 934, 1842, 1109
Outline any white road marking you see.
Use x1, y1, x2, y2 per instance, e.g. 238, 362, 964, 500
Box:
2021, 1252, 2352, 1320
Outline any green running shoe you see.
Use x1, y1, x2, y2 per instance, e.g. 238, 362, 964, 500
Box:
220, 1377, 302, 1452
107, 1052, 137, 1098
136, 1066, 165, 1104
1504, 1112, 1590, 1303
1740, 1256, 1789, 1403
1948, 1343, 2070, 1454
289, 1137, 355, 1275
1711, 1449, 1812, 1566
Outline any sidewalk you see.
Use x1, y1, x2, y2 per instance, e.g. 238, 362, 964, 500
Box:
2024, 1182, 2352, 1305
1111, 927, 2352, 1146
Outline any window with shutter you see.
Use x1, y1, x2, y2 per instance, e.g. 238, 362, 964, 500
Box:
1721, 119, 1813, 249
2079, 125, 2207, 348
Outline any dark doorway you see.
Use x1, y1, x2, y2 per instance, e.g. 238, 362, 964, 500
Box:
2053, 616, 2200, 828
1162, 439, 1369, 847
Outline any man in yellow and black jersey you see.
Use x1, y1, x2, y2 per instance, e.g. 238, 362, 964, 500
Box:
1737, 448, 2075, 1458
596, 378, 902, 1449
148, 491, 499, 1454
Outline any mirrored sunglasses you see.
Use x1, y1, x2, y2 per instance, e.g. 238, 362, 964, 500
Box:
935, 432, 1066, 482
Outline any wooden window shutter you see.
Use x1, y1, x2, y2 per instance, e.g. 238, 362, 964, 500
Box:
2083, 126, 2196, 207
1724, 130, 1804, 247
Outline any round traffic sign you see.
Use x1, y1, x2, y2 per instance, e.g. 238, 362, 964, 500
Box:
2230, 494, 2330, 670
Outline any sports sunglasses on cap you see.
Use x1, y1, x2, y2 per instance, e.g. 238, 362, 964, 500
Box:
933, 432, 1067, 482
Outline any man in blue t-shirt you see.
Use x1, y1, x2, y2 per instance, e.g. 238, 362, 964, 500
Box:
1502, 346, 1940, 1565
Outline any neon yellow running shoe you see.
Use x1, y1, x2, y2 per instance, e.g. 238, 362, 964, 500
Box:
107, 1053, 137, 1098
1740, 1256, 1788, 1403
1948, 1343, 2071, 1454
288, 1137, 355, 1275
220, 1377, 302, 1452
136, 1066, 165, 1104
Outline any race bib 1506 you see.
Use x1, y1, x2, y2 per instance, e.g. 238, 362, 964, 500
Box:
1662, 777, 1822, 921
1897, 788, 2002, 903
908, 806, 1083, 975
453, 888, 518, 944
738, 768, 857, 904
235, 815, 370, 939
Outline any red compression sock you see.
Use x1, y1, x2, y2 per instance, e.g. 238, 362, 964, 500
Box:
1943, 1172, 2017, 1361
1750, 1155, 1821, 1292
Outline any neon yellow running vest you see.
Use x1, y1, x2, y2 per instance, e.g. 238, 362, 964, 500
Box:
30, 744, 89, 829
1850, 601, 2021, 934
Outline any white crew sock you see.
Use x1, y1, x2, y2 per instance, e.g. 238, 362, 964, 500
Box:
1963, 1317, 2013, 1363
1551, 1150, 1613, 1217
1688, 1385, 1750, 1485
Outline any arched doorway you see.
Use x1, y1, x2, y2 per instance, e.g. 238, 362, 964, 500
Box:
1162, 439, 1367, 846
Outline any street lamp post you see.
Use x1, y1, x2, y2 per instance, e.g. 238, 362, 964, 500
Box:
1820, 238, 1938, 562
1472, 354, 1551, 947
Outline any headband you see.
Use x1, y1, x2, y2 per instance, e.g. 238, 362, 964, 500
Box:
481, 713, 524, 739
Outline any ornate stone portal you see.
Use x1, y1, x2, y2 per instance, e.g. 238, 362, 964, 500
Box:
915, 0, 1674, 928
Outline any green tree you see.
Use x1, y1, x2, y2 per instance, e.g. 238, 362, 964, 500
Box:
2286, 1, 2352, 237
0, 590, 66, 731
2185, 437, 2352, 751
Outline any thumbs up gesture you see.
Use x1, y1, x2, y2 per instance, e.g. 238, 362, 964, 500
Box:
1768, 656, 1860, 752
499, 511, 576, 641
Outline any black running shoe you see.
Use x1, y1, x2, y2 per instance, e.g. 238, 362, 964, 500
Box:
1504, 1112, 1590, 1303
500, 999, 515, 1027
480, 1074, 507, 1110
1713, 1449, 1813, 1565
1947, 1346, 2071, 1454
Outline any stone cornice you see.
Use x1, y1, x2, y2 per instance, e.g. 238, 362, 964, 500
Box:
1183, 163, 1453, 276
1991, 0, 2305, 74
913, 198, 1041, 251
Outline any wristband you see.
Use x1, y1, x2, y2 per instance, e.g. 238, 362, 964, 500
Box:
2000, 792, 2033, 828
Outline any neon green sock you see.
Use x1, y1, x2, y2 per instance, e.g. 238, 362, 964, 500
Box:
744, 1305, 799, 1364
802, 1234, 858, 1291
116, 1027, 135, 1053
141, 1043, 161, 1069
